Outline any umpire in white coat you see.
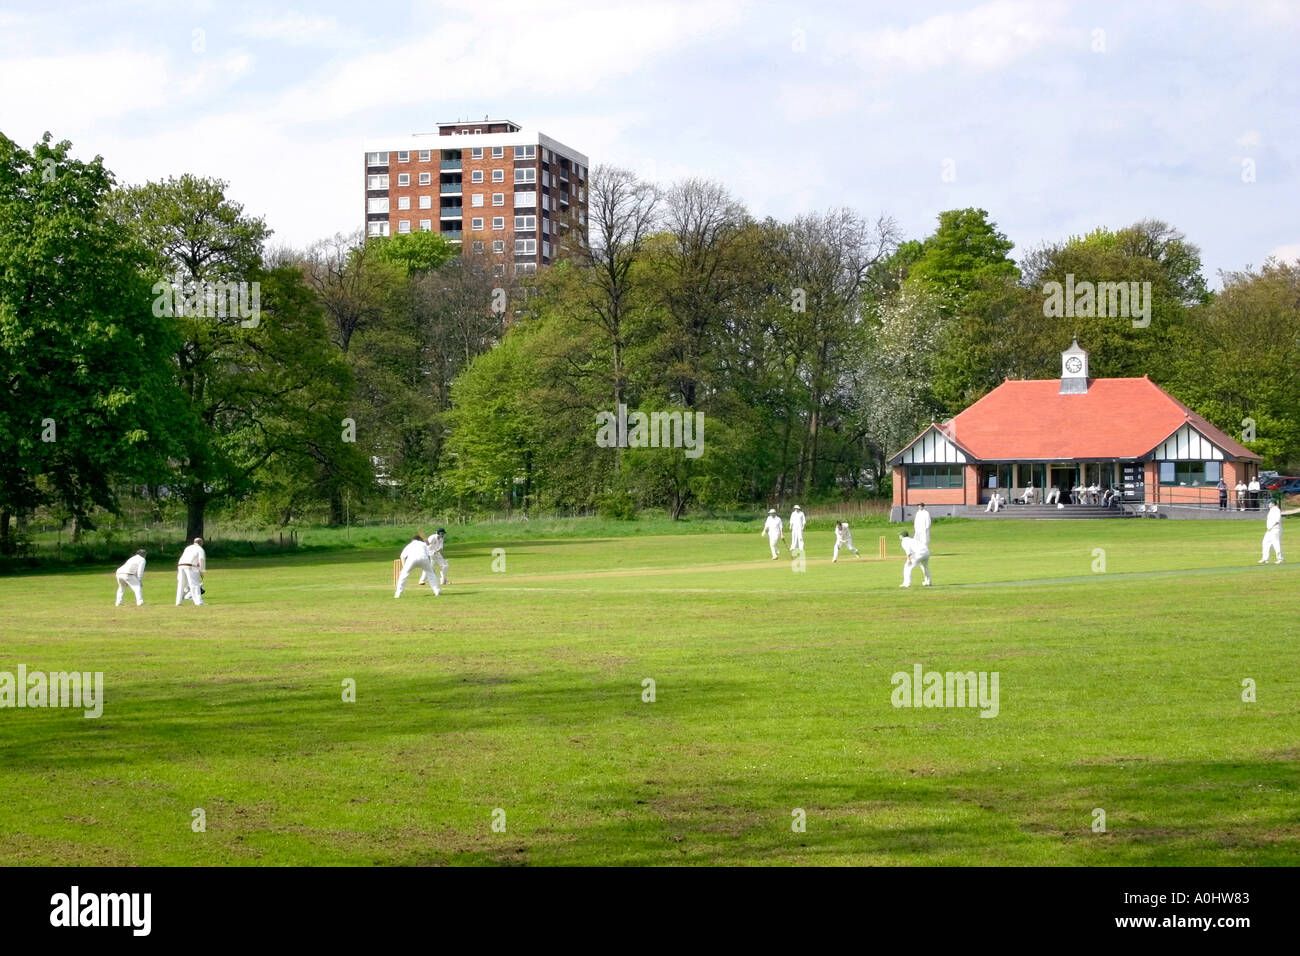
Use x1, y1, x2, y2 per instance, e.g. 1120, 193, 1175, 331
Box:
789, 505, 807, 553
913, 502, 932, 549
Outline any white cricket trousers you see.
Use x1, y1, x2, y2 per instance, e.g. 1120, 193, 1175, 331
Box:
396, 556, 439, 596
418, 552, 449, 586
903, 552, 932, 587
115, 573, 143, 606
832, 536, 858, 561
791, 528, 805, 552
176, 567, 203, 605
766, 533, 780, 559
1262, 530, 1283, 563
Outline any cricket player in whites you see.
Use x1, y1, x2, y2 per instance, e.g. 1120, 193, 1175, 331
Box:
913, 502, 932, 549
898, 532, 932, 588
395, 533, 440, 597
832, 521, 860, 561
761, 509, 784, 559
114, 549, 147, 606
418, 528, 450, 589
1260, 500, 1284, 564
789, 505, 807, 553
175, 538, 206, 606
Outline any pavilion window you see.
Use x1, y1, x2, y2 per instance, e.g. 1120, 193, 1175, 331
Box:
980, 464, 1013, 489
907, 465, 963, 489
1159, 461, 1220, 485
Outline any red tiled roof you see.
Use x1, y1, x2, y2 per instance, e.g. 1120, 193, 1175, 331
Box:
928, 377, 1260, 462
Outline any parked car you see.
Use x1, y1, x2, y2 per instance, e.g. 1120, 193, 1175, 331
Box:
1262, 474, 1298, 492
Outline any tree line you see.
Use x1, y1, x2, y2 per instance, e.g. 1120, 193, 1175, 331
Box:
2, 131, 1297, 550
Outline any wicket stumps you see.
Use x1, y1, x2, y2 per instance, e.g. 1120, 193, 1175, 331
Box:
392, 558, 401, 587
879, 535, 887, 560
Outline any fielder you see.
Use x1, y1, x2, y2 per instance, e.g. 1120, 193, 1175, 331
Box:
1260, 501, 1284, 564
417, 528, 450, 588
395, 533, 440, 597
832, 521, 860, 561
898, 532, 932, 588
114, 549, 147, 606
789, 505, 806, 553
175, 537, 206, 606
913, 502, 932, 549
761, 509, 783, 559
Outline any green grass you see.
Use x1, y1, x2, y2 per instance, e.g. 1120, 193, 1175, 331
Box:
0, 517, 1296, 865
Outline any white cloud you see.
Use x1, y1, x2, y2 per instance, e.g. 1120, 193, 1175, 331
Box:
0, 50, 169, 133
773, 84, 889, 123
260, 0, 746, 127
1267, 243, 1300, 265
833, 0, 1069, 73
1236, 129, 1261, 148
237, 12, 341, 46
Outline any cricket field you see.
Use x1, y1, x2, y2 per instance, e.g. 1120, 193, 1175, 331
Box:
1, 518, 1296, 866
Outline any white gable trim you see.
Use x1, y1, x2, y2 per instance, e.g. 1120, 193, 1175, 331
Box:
1151, 423, 1225, 461
896, 427, 968, 465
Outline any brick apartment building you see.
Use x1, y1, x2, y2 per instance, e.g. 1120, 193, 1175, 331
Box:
362, 118, 589, 276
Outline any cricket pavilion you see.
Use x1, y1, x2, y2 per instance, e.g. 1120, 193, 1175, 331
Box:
888, 340, 1262, 521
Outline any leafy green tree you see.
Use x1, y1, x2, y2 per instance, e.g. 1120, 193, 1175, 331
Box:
113, 175, 363, 536
1172, 260, 1300, 471
0, 132, 181, 548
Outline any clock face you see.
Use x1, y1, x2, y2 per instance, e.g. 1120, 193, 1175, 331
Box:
1065, 356, 1083, 374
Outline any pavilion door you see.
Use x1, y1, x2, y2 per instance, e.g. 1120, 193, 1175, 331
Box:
1050, 465, 1076, 497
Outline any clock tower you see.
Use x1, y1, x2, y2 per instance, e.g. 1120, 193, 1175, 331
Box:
1060, 339, 1089, 394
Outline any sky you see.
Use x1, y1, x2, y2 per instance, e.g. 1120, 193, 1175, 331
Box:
1, 0, 1297, 284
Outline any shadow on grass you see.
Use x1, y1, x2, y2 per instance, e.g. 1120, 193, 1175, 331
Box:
0, 671, 753, 770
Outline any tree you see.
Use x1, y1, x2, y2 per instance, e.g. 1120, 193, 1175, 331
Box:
565, 164, 660, 411
1174, 260, 1300, 471
112, 175, 361, 537
0, 132, 181, 549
